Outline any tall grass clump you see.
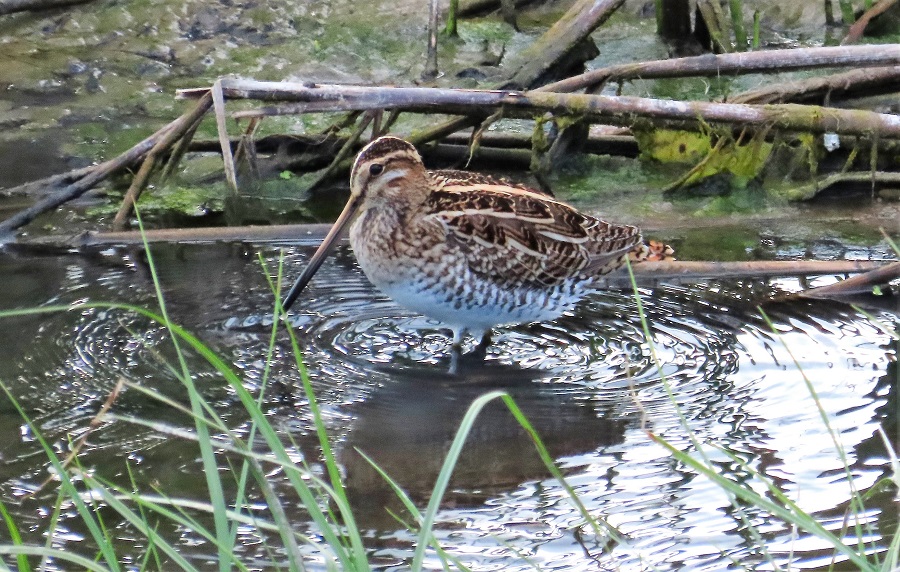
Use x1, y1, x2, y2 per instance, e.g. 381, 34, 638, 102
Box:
625, 258, 900, 571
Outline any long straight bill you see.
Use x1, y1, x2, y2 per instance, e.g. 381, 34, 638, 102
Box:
281, 194, 363, 311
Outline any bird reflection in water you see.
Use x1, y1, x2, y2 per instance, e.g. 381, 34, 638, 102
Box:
337, 357, 630, 531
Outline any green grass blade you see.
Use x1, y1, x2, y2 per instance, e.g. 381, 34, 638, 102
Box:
227, 254, 286, 544
0, 382, 122, 572
0, 500, 30, 572
0, 546, 112, 571
498, 394, 620, 544
78, 475, 210, 572
649, 433, 874, 569
354, 448, 421, 521
133, 207, 232, 572
411, 390, 507, 571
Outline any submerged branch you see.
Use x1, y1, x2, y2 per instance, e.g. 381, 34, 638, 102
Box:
17, 225, 893, 279
798, 260, 900, 298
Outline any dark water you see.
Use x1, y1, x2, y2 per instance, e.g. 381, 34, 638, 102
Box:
0, 240, 897, 570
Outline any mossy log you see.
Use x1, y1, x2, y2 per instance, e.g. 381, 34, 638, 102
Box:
182, 79, 900, 139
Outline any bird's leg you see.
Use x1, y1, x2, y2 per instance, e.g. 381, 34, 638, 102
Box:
476, 330, 492, 351
451, 326, 467, 350
464, 328, 491, 361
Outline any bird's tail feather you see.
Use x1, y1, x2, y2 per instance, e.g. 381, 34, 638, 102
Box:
629, 240, 675, 263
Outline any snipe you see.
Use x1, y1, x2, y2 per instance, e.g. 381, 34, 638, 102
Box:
282, 136, 672, 349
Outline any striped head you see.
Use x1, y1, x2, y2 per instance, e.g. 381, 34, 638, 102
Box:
349, 136, 430, 208
281, 136, 428, 311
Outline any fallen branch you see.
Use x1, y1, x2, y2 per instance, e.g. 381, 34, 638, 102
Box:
501, 0, 625, 89
842, 0, 900, 45
731, 65, 900, 105
0, 92, 213, 239
540, 44, 900, 93
798, 260, 900, 298
789, 170, 900, 201
0, 164, 97, 198
14, 225, 894, 278
625, 259, 888, 280
180, 79, 900, 139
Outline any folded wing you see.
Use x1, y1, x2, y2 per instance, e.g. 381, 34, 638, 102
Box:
424, 183, 643, 289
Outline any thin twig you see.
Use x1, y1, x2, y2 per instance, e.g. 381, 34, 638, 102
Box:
30, 378, 125, 496
112, 93, 216, 230
0, 165, 97, 198
731, 65, 900, 105
159, 113, 206, 185
212, 79, 239, 193
306, 111, 377, 191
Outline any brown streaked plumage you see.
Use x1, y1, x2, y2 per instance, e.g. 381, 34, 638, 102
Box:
282, 136, 673, 348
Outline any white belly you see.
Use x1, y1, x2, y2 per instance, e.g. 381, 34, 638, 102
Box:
373, 273, 581, 332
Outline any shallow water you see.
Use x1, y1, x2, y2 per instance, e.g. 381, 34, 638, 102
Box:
0, 239, 897, 570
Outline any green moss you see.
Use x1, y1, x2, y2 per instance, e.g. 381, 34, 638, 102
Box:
457, 19, 515, 44
634, 129, 712, 165
670, 226, 760, 261
244, 6, 278, 27
690, 184, 772, 217
635, 128, 773, 191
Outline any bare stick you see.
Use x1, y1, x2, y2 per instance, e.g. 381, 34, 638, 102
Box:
626, 259, 889, 280
0, 93, 213, 238
540, 44, 900, 93
112, 151, 159, 231
0, 165, 97, 198
212, 79, 239, 193
112, 94, 215, 230
159, 113, 206, 185
423, 0, 440, 79
842, 0, 900, 45
180, 80, 900, 139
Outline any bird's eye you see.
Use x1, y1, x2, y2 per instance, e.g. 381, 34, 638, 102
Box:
369, 163, 384, 176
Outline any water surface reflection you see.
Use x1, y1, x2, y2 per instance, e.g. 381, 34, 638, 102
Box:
0, 241, 896, 570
